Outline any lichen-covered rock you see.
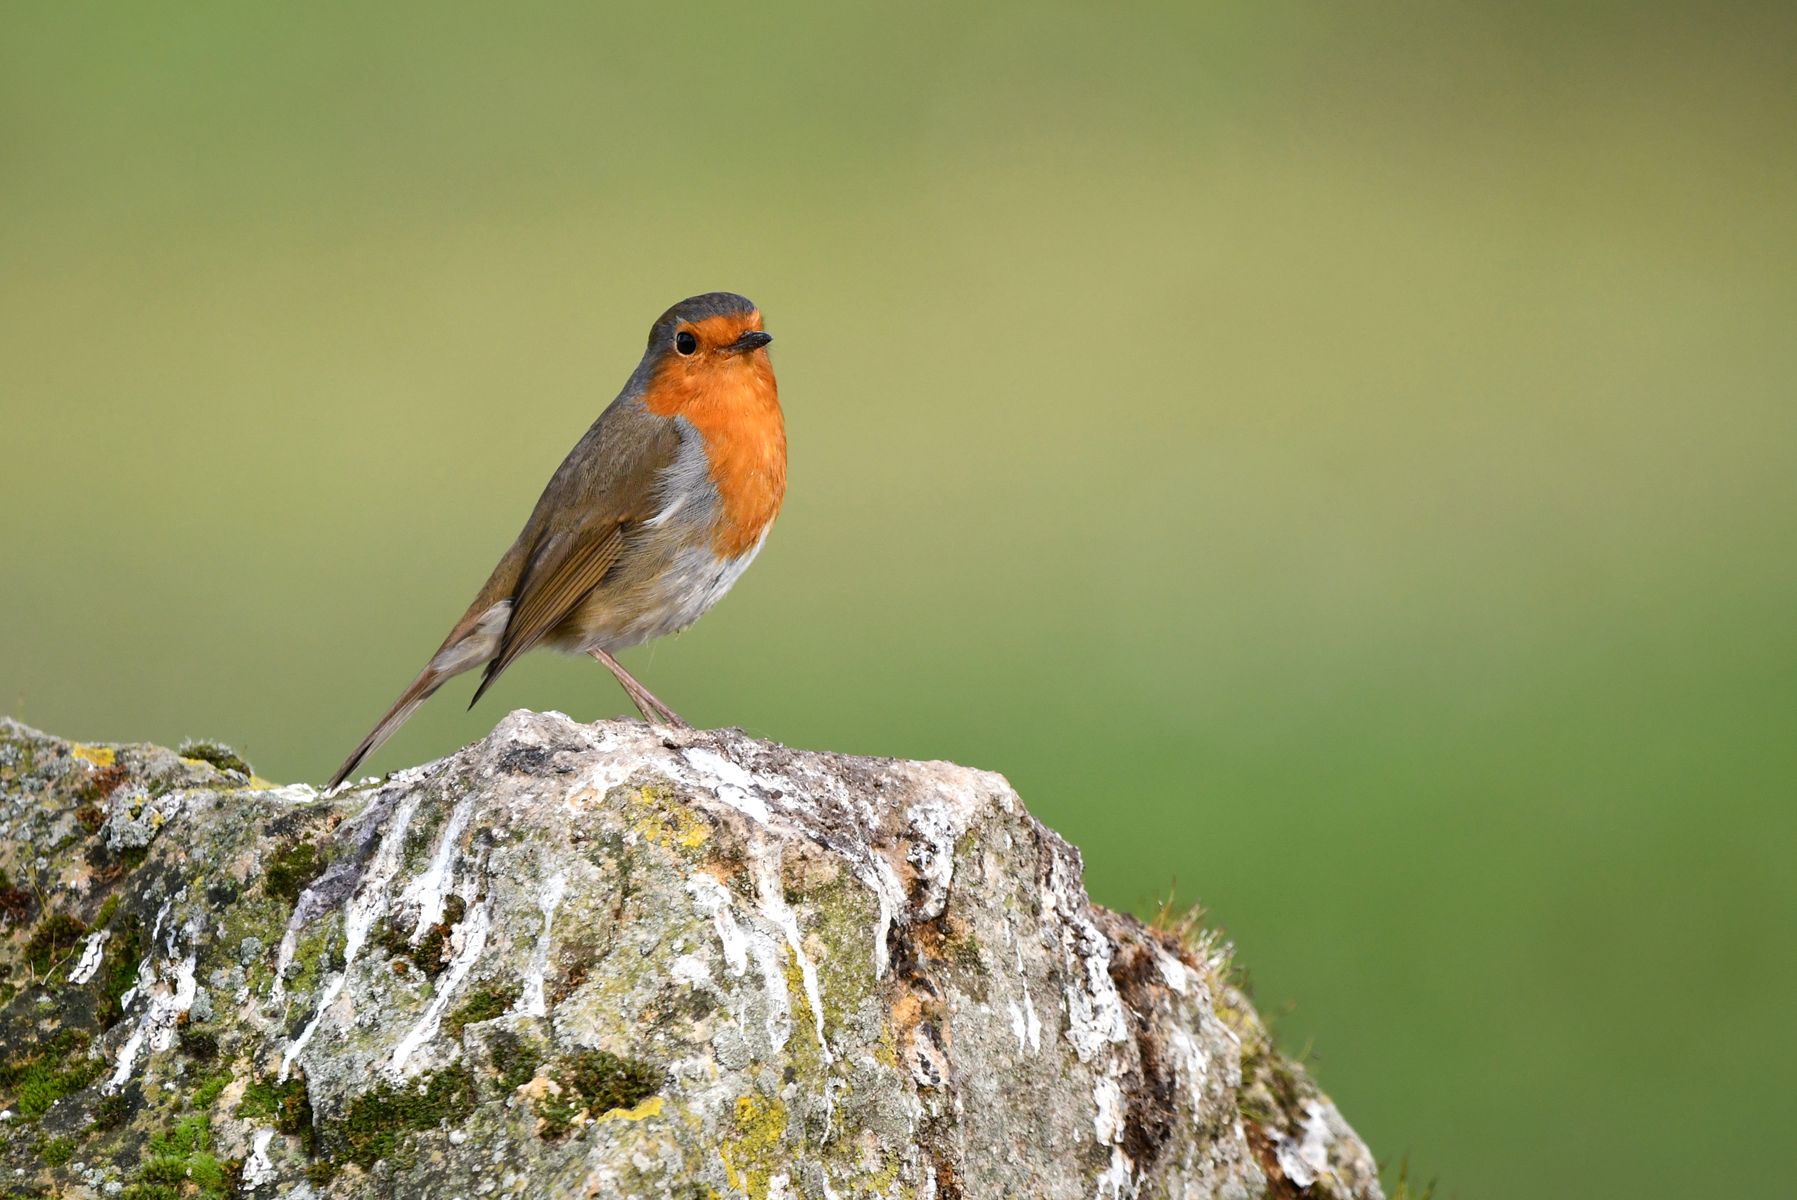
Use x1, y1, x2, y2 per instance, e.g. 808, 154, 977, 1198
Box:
0, 713, 1384, 1199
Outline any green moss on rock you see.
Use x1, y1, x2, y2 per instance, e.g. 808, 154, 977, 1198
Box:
2, 1029, 104, 1118
176, 739, 253, 777
280, 921, 343, 1003
25, 912, 87, 977
123, 1113, 231, 1200
90, 1090, 131, 1131
413, 893, 466, 978
264, 840, 326, 904
95, 916, 146, 1027
444, 981, 521, 1039
488, 1029, 544, 1092
176, 1021, 220, 1063
332, 1064, 478, 1168
789, 861, 881, 1026
191, 1068, 234, 1110
374, 894, 469, 979
533, 1048, 662, 1140
237, 1076, 315, 1150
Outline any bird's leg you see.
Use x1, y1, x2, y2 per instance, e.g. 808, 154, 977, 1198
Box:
587, 648, 692, 729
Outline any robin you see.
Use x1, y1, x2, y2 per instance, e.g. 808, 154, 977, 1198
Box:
326, 292, 784, 789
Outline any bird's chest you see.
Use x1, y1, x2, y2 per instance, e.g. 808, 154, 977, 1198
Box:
658, 391, 785, 559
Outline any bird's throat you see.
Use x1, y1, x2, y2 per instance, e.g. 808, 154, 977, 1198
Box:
647, 354, 786, 558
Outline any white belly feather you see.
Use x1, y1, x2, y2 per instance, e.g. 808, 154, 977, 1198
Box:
597, 526, 770, 650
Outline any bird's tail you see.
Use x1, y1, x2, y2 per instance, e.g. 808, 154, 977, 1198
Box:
325, 597, 515, 790
325, 667, 447, 790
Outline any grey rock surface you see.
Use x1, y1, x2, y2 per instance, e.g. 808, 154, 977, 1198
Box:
0, 712, 1384, 1199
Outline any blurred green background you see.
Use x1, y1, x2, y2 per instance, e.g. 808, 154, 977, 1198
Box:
4, 3, 1793, 1194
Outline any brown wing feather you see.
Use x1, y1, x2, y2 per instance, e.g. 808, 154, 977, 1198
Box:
466, 400, 684, 707
467, 526, 626, 705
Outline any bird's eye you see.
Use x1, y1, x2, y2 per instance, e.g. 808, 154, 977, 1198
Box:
675, 331, 698, 356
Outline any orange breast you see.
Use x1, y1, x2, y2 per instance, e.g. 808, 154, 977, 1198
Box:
645, 347, 786, 558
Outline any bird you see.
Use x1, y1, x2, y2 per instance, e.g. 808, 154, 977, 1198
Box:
326, 292, 785, 789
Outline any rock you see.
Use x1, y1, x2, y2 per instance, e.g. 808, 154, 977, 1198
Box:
0, 713, 1385, 1199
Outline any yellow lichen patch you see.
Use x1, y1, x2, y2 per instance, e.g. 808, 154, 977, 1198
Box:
71, 744, 115, 767
629, 785, 710, 853
873, 1015, 902, 1070
719, 1092, 787, 1200
783, 949, 810, 1024
780, 945, 828, 1071
863, 1148, 904, 1194
596, 1095, 663, 1123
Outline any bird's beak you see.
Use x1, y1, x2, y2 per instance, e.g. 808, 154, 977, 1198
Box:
727, 330, 773, 354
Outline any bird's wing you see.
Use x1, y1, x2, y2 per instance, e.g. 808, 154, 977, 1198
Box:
468, 401, 682, 706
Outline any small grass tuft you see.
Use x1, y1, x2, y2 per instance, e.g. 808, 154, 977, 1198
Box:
1386, 1157, 1438, 1200
1148, 889, 1208, 948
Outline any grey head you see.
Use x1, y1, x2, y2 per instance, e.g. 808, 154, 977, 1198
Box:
644, 292, 770, 357
617, 292, 772, 399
